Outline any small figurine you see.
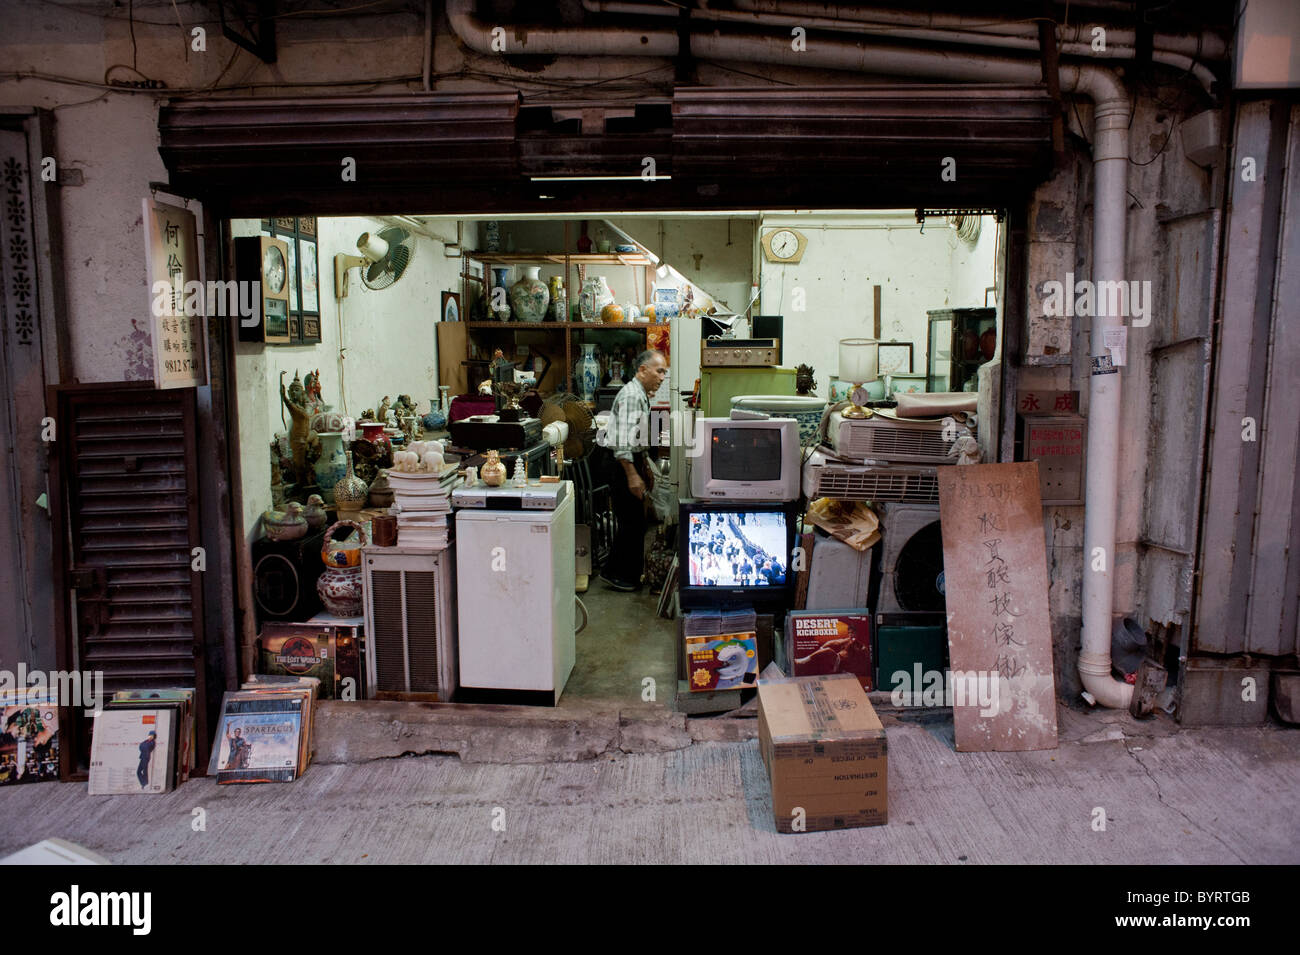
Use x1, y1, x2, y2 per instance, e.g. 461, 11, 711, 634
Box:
304, 369, 325, 414
511, 456, 527, 487
376, 396, 392, 425
280, 371, 314, 483
795, 363, 817, 396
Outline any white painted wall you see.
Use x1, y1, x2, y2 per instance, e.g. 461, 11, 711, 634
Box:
229, 215, 460, 544
757, 212, 998, 394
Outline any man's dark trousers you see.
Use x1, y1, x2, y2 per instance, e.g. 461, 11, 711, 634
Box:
602, 449, 647, 586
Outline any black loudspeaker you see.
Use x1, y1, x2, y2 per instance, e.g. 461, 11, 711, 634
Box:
752, 315, 784, 363
251, 529, 326, 624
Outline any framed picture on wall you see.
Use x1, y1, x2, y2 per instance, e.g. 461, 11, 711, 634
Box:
877, 341, 913, 376
442, 291, 461, 323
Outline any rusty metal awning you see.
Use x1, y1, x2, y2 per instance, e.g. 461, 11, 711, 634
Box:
157, 85, 1054, 213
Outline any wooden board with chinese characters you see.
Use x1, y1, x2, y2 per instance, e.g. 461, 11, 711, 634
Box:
936, 462, 1058, 751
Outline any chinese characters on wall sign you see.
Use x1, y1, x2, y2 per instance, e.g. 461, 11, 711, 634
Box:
143, 198, 207, 389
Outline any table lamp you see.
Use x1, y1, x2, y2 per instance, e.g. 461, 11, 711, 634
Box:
838, 338, 879, 419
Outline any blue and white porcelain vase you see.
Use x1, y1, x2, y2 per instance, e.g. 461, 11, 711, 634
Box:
484, 220, 501, 252
575, 344, 600, 401
313, 431, 348, 504
491, 267, 513, 322
509, 266, 550, 323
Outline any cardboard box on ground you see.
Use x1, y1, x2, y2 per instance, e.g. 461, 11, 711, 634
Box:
758, 673, 887, 833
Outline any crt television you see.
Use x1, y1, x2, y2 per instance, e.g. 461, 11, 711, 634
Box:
679, 501, 796, 610
689, 416, 800, 501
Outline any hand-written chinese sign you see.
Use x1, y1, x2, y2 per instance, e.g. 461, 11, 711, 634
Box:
937, 462, 1059, 752
143, 197, 207, 389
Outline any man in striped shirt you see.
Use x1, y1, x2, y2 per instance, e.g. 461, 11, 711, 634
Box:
596, 349, 667, 591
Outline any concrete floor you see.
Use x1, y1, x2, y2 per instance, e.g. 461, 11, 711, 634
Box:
562, 583, 677, 705
1, 713, 1295, 864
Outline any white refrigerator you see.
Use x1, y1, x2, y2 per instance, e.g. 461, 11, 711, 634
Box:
454, 490, 575, 703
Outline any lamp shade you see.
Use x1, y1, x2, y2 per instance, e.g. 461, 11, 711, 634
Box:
839, 338, 879, 383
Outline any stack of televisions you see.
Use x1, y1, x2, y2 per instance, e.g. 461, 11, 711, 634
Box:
680, 402, 972, 831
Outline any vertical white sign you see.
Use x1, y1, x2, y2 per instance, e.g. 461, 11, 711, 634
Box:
143, 197, 208, 389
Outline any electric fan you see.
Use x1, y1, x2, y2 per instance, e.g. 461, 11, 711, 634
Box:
333, 227, 415, 298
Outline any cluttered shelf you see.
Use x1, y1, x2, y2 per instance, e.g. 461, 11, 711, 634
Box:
468, 252, 657, 268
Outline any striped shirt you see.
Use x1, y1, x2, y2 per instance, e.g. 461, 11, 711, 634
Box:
600, 378, 652, 464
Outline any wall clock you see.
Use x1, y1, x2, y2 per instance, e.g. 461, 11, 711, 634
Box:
236, 235, 291, 344
761, 228, 808, 264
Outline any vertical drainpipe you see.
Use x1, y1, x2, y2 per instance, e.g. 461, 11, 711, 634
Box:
1074, 74, 1136, 709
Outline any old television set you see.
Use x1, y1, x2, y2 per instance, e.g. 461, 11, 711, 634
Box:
679, 501, 796, 610
688, 416, 800, 501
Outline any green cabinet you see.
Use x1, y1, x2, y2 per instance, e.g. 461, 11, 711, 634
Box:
699, 366, 797, 418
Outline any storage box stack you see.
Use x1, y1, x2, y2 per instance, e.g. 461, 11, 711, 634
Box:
758, 673, 887, 832
386, 464, 461, 550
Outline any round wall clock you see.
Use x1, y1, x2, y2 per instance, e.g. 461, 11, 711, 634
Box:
761, 227, 808, 264
262, 244, 286, 293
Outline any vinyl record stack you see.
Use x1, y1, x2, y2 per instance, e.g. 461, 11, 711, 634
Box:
386, 464, 461, 550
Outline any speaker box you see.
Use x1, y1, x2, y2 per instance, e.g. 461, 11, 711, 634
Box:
751, 315, 783, 363
251, 530, 326, 624
876, 503, 944, 614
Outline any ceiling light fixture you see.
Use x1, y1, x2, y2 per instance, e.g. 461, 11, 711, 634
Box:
529, 175, 673, 182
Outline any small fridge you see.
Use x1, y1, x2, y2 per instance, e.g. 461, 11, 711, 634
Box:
454, 487, 575, 704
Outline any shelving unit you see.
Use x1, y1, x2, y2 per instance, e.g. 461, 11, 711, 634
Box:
459, 249, 659, 398
926, 307, 997, 393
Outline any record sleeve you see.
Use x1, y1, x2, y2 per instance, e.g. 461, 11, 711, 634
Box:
214, 692, 304, 784
89, 708, 175, 795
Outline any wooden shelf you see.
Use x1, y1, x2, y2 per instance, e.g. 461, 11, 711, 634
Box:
469, 252, 656, 268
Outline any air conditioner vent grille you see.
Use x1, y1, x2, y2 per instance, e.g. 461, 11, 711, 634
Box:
371, 569, 408, 691
403, 570, 440, 694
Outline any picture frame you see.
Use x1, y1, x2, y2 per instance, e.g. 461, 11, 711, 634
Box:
877, 341, 913, 376
888, 373, 927, 395
442, 291, 461, 323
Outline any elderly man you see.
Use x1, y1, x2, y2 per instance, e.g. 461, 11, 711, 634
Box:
597, 348, 667, 591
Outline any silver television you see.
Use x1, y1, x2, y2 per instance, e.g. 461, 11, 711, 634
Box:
689, 417, 801, 502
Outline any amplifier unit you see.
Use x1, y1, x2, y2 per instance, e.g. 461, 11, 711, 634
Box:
803, 448, 939, 503
701, 338, 780, 367
825, 411, 967, 465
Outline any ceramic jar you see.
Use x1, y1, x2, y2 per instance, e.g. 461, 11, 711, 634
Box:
422, 397, 447, 432
491, 267, 513, 322
579, 276, 613, 323
262, 502, 308, 541
310, 410, 346, 434
333, 451, 368, 516
548, 276, 566, 322
367, 469, 394, 508
601, 302, 625, 324
510, 266, 550, 323
575, 343, 600, 401
317, 562, 363, 616
302, 494, 327, 530
481, 449, 507, 487
314, 432, 347, 504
